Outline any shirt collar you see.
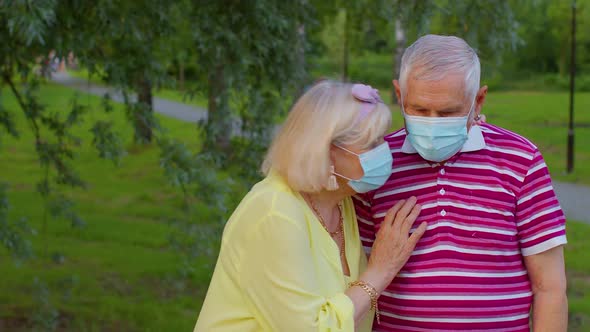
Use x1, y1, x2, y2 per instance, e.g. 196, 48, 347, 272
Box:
400, 125, 486, 154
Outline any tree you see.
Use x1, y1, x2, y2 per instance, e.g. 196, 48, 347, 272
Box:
385, 0, 520, 103
64, 1, 181, 144
0, 3, 224, 328
0, 1, 125, 262
188, 1, 312, 158
313, 0, 393, 82
511, 0, 590, 76
384, 1, 433, 103
310, 1, 520, 103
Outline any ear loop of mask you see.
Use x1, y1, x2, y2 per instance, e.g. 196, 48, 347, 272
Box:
331, 145, 360, 181
466, 97, 477, 121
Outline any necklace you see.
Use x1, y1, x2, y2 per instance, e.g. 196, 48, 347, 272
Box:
304, 194, 346, 260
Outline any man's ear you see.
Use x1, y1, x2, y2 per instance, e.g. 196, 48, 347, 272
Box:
393, 80, 402, 105
475, 85, 488, 117
468, 85, 489, 130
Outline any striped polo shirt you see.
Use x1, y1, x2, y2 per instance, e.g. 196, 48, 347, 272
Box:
353, 123, 567, 332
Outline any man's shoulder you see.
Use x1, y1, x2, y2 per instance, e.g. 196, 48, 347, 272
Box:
384, 127, 407, 148
479, 123, 539, 155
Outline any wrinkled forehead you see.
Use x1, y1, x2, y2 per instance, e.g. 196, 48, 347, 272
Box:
403, 72, 469, 105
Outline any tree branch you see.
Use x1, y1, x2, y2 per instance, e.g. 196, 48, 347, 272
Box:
2, 72, 42, 145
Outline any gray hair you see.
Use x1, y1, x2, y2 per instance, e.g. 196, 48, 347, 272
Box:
399, 34, 480, 101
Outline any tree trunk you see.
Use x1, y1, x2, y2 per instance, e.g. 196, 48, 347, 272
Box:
135, 76, 153, 143
392, 16, 406, 105
179, 61, 185, 91
207, 64, 231, 150
342, 9, 350, 82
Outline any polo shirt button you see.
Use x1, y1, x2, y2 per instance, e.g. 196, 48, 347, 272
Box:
439, 189, 445, 195
440, 210, 447, 217
440, 169, 446, 175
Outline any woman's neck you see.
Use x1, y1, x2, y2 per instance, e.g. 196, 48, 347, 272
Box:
306, 190, 347, 210
303, 185, 353, 227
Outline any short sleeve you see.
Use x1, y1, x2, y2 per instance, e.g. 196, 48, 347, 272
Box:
240, 212, 355, 332
352, 192, 375, 254
515, 149, 567, 256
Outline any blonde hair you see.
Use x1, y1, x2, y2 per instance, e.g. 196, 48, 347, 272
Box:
262, 81, 392, 192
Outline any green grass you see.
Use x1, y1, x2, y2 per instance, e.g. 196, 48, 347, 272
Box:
483, 91, 590, 184
0, 83, 212, 331
67, 69, 208, 108
154, 88, 207, 108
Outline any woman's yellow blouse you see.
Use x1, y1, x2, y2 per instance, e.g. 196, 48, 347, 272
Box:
194, 172, 373, 332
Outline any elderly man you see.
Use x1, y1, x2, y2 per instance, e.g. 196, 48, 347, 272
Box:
354, 34, 567, 331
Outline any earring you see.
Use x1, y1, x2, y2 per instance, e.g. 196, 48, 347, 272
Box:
327, 165, 339, 191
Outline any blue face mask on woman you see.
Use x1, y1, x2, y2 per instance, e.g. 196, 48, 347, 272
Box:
333, 142, 393, 193
402, 98, 476, 162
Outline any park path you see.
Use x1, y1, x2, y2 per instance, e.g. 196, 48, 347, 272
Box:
52, 72, 590, 224
52, 72, 208, 123
552, 182, 590, 224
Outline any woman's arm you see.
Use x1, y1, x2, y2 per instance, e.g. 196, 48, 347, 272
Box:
240, 211, 358, 331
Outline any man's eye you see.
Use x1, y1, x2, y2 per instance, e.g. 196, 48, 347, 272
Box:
439, 110, 461, 117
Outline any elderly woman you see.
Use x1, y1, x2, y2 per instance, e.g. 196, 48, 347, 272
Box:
194, 81, 427, 332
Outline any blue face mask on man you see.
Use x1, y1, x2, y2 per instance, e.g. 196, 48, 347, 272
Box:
333, 142, 393, 193
402, 98, 476, 162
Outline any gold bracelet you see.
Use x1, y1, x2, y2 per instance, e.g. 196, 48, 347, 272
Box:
349, 280, 380, 324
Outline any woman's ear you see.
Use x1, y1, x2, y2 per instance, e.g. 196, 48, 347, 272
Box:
328, 144, 337, 171
327, 144, 340, 191
328, 144, 338, 163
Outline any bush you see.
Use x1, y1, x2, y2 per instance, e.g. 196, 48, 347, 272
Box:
576, 75, 590, 92
348, 54, 392, 88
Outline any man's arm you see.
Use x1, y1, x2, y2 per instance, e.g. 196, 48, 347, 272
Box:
524, 245, 568, 332
514, 148, 568, 331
